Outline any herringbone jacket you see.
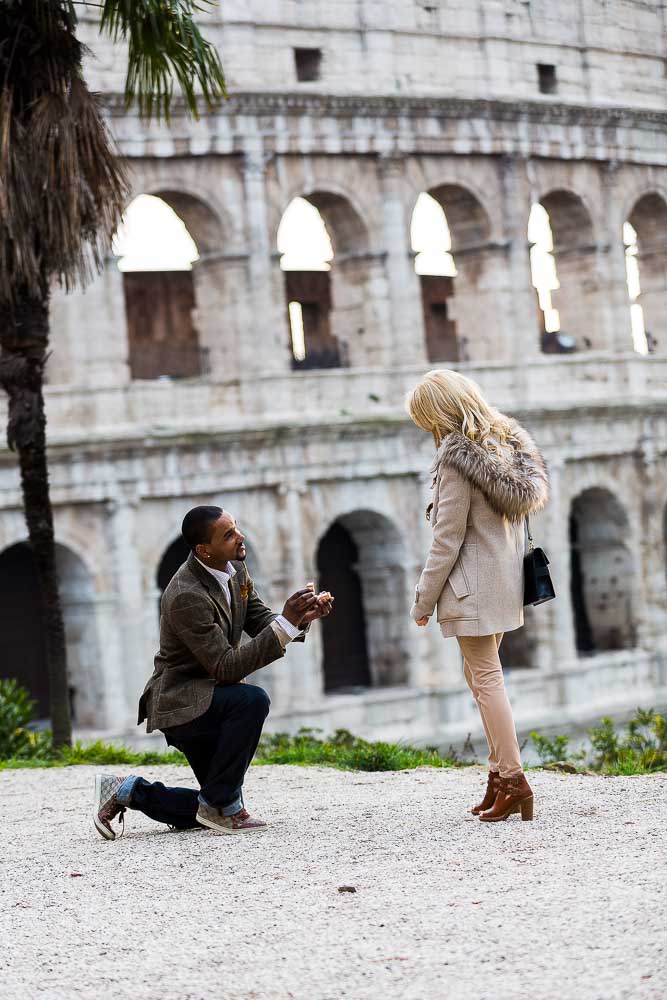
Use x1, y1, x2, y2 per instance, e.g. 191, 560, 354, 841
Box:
138, 554, 299, 732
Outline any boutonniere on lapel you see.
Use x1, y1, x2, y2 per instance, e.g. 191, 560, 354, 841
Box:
239, 582, 250, 600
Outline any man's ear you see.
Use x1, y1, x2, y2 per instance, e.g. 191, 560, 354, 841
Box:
194, 543, 207, 561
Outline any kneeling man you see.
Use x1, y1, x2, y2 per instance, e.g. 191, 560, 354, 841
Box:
93, 505, 333, 838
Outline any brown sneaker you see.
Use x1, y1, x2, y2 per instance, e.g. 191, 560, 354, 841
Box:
196, 803, 268, 834
93, 774, 127, 841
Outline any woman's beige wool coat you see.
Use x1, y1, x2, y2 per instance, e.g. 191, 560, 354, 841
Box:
411, 422, 549, 638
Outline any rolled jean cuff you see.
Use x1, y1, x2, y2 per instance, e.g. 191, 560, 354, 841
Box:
198, 792, 243, 816
116, 774, 140, 806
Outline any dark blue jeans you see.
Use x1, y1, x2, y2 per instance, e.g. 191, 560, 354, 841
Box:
118, 683, 270, 829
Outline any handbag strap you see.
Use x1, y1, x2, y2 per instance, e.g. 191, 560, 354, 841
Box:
525, 515, 534, 552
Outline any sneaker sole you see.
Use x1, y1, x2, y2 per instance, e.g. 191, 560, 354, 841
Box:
93, 775, 116, 841
196, 813, 268, 835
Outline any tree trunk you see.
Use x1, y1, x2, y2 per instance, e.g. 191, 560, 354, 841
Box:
0, 288, 72, 747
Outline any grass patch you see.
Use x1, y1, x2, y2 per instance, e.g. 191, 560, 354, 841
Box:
254, 728, 461, 771
0, 739, 188, 770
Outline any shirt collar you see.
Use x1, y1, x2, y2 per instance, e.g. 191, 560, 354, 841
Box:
195, 558, 236, 589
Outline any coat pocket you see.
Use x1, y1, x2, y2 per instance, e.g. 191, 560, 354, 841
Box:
448, 558, 472, 600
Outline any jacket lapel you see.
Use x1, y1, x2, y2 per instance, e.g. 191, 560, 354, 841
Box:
229, 572, 245, 644
187, 554, 232, 629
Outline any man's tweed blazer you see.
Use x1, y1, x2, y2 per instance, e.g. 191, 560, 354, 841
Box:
138, 553, 301, 732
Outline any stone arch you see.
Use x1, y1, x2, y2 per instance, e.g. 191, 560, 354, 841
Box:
316, 509, 409, 692
626, 191, 667, 353
147, 188, 225, 257
277, 188, 389, 369
412, 183, 504, 362
536, 189, 602, 352
569, 488, 636, 654
118, 189, 227, 380
0, 541, 102, 725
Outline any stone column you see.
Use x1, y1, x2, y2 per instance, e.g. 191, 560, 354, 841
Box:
277, 482, 323, 713
378, 155, 427, 366
107, 490, 150, 726
635, 419, 667, 650
545, 460, 576, 669
192, 251, 250, 378
242, 149, 289, 375
598, 162, 634, 354
499, 155, 542, 361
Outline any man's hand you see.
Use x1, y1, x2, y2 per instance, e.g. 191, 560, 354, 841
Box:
282, 588, 319, 627
415, 616, 429, 627
299, 591, 334, 627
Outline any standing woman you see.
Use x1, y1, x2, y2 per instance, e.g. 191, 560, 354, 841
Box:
406, 370, 549, 822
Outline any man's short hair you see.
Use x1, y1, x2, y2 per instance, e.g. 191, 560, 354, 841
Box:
181, 506, 224, 552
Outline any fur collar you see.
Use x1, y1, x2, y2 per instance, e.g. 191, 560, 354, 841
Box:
430, 422, 549, 522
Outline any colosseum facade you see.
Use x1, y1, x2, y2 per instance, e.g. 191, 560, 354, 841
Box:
0, 0, 666, 746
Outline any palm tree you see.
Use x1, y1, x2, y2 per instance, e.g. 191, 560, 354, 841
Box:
0, 1, 226, 746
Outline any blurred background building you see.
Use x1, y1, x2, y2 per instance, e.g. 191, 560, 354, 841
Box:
0, 0, 666, 746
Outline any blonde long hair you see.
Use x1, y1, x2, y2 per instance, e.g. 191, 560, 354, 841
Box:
405, 369, 517, 451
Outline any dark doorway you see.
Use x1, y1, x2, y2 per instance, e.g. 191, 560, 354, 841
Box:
157, 536, 190, 596
0, 543, 49, 716
317, 522, 371, 692
569, 512, 595, 654
499, 606, 538, 669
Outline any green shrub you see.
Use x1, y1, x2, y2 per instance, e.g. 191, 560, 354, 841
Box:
0, 679, 56, 760
529, 731, 571, 765
588, 709, 667, 774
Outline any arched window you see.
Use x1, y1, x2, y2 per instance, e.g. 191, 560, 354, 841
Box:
626, 193, 667, 355
534, 190, 597, 353
278, 197, 338, 369
114, 192, 218, 379
316, 511, 408, 692
411, 192, 458, 362
277, 191, 376, 369
411, 185, 493, 362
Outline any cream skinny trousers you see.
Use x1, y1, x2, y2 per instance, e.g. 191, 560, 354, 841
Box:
457, 633, 522, 778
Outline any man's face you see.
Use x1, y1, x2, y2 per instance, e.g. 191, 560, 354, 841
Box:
196, 512, 246, 569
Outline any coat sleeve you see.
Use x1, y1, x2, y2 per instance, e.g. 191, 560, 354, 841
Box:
170, 590, 286, 684
411, 466, 471, 621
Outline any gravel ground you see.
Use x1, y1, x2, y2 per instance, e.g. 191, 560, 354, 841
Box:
2, 764, 666, 1000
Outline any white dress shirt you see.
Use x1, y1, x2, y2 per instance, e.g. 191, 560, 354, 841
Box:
195, 558, 301, 647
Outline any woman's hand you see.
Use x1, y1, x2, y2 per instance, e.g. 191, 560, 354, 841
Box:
415, 616, 429, 627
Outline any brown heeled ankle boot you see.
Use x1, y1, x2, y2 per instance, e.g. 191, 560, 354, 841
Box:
479, 772, 534, 822
471, 771, 500, 815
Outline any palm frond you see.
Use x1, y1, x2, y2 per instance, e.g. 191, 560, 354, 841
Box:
0, 1, 129, 309
99, 0, 227, 120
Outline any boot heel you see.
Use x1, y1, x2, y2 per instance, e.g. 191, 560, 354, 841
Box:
521, 796, 534, 821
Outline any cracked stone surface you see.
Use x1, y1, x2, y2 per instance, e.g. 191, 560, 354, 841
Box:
2, 765, 666, 1000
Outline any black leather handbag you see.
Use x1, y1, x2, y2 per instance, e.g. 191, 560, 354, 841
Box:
523, 517, 556, 607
